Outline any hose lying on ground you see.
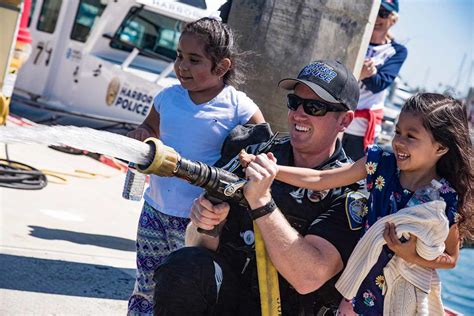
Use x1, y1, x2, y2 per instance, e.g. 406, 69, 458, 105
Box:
0, 158, 48, 190
0, 143, 123, 188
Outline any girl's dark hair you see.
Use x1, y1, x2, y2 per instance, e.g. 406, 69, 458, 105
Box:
181, 17, 244, 86
402, 93, 474, 241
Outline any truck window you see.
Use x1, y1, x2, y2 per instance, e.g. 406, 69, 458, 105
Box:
36, 0, 62, 33
28, 0, 38, 27
70, 0, 107, 42
110, 7, 183, 61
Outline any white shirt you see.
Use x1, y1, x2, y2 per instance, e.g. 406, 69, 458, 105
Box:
144, 84, 259, 217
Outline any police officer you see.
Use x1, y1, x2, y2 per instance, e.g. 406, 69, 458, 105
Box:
153, 60, 367, 315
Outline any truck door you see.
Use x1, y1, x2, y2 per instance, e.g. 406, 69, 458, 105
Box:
46, 0, 107, 108
15, 0, 65, 98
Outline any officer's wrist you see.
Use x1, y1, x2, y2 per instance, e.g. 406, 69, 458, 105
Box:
247, 193, 272, 210
248, 198, 277, 221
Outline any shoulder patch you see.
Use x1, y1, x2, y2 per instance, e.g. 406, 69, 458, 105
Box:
345, 191, 368, 230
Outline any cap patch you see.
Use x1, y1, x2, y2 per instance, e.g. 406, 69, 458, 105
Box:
300, 62, 337, 83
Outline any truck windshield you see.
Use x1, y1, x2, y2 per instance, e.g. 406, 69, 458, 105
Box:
111, 6, 183, 61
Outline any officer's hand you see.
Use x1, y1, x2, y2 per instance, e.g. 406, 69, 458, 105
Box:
244, 152, 278, 209
190, 195, 230, 230
127, 127, 152, 141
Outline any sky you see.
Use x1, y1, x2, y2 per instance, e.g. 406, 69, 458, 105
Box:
392, 0, 473, 97
207, 0, 473, 97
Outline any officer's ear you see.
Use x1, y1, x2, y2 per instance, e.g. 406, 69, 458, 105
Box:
339, 110, 354, 132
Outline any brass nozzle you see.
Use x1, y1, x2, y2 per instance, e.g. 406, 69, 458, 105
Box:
137, 138, 180, 177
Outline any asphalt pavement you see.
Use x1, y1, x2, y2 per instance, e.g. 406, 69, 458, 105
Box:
0, 141, 142, 315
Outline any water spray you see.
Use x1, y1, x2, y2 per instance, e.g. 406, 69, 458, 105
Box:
0, 125, 247, 235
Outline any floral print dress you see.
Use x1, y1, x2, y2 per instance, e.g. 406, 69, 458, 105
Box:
352, 146, 459, 315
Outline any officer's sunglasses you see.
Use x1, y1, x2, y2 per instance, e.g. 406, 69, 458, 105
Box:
378, 7, 391, 19
287, 94, 346, 116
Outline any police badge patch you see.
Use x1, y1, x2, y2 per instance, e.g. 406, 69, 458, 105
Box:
345, 191, 368, 230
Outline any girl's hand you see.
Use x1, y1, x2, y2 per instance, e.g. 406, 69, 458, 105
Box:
127, 127, 152, 141
337, 298, 358, 316
239, 149, 256, 168
383, 222, 418, 263
239, 150, 277, 170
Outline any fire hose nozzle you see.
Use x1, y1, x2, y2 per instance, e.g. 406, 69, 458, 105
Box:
134, 137, 248, 237
137, 137, 180, 177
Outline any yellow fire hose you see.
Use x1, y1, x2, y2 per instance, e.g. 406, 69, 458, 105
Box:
254, 223, 282, 316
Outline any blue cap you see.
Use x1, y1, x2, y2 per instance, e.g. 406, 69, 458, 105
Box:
278, 60, 360, 111
381, 0, 399, 13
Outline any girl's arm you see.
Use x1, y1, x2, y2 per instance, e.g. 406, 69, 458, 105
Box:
384, 223, 460, 269
127, 107, 160, 141
276, 156, 368, 191
246, 109, 265, 124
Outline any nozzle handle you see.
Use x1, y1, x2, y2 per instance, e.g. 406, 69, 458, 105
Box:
197, 193, 226, 237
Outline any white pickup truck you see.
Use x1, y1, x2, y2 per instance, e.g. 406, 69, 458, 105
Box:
13, 0, 215, 125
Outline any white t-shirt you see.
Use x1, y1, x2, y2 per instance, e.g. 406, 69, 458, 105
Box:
143, 84, 259, 218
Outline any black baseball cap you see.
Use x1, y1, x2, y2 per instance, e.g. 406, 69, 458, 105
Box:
278, 60, 360, 111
